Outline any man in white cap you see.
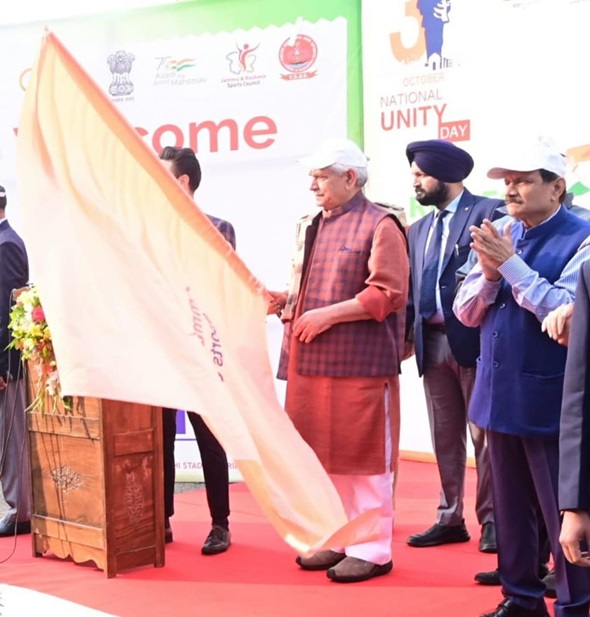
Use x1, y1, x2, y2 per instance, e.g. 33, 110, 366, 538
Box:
454, 137, 590, 617
269, 138, 409, 583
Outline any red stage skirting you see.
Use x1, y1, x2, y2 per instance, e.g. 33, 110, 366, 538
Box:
0, 461, 543, 617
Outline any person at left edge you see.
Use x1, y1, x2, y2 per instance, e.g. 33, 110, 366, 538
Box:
0, 183, 31, 538
405, 140, 502, 553
158, 147, 235, 556
269, 138, 409, 583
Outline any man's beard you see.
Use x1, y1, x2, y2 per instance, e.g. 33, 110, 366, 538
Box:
415, 181, 450, 207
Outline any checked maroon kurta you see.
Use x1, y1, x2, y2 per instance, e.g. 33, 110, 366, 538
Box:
278, 192, 409, 474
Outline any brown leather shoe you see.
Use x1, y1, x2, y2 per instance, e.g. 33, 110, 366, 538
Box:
326, 556, 393, 583
296, 550, 345, 571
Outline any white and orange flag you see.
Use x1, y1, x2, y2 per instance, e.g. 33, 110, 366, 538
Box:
16, 32, 379, 554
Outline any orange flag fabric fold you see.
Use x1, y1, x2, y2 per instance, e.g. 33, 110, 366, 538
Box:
16, 32, 379, 555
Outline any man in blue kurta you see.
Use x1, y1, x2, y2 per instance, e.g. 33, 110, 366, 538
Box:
453, 137, 590, 617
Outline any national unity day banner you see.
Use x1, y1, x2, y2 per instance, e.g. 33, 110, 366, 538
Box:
362, 0, 590, 225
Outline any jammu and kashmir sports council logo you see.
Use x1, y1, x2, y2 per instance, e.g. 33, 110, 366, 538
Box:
278, 34, 318, 81
226, 43, 260, 74
222, 42, 267, 89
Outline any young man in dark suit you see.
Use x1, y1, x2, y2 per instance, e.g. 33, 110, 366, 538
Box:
405, 140, 502, 553
158, 147, 235, 555
543, 262, 590, 570
0, 184, 31, 537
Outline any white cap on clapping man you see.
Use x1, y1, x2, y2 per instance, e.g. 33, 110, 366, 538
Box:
487, 136, 567, 179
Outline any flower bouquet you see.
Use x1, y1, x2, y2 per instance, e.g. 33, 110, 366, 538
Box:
8, 285, 72, 413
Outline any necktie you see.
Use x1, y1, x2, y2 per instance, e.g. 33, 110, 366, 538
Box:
419, 210, 448, 320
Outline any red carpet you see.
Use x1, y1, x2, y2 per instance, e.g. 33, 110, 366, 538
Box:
0, 461, 551, 617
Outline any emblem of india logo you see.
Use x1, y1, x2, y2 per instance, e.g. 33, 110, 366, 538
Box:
107, 50, 136, 96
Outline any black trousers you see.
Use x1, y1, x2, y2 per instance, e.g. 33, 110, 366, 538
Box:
162, 408, 230, 530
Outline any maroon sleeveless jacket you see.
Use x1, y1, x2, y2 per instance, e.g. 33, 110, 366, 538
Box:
278, 192, 404, 378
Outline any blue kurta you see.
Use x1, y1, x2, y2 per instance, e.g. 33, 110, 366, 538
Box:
469, 206, 590, 438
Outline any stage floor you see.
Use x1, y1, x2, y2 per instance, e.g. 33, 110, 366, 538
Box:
0, 461, 536, 617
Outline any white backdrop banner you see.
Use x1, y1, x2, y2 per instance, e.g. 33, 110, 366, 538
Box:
0, 2, 353, 481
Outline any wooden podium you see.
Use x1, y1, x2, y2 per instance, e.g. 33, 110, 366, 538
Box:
26, 387, 165, 578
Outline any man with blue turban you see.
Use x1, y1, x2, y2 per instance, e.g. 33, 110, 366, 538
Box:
405, 139, 502, 553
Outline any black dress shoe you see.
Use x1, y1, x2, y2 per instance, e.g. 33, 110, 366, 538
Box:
479, 522, 497, 553
475, 565, 550, 587
480, 598, 549, 617
201, 525, 231, 555
407, 521, 470, 547
475, 568, 501, 585
0, 520, 31, 537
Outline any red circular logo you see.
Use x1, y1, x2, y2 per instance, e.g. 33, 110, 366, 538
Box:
279, 35, 317, 73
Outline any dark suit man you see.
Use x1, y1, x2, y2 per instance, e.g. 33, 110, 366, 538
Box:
158, 147, 235, 556
543, 261, 590, 569
0, 184, 31, 537
405, 140, 502, 552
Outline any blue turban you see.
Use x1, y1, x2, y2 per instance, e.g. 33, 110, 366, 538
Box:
406, 139, 474, 182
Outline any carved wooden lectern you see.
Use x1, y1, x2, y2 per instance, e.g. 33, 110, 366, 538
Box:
26, 378, 165, 578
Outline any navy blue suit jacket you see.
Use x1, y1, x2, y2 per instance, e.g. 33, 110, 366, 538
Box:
207, 214, 236, 250
0, 220, 29, 379
559, 258, 590, 510
407, 190, 502, 375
